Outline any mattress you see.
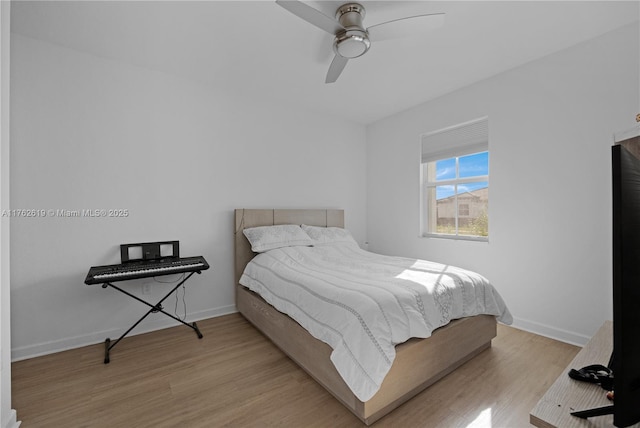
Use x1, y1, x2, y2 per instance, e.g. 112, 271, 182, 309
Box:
239, 242, 512, 401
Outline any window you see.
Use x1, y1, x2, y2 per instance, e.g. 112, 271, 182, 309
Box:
420, 118, 489, 240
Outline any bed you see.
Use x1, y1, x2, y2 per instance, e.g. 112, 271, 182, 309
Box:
234, 208, 509, 425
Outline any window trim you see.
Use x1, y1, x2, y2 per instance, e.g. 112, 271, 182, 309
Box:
420, 117, 489, 241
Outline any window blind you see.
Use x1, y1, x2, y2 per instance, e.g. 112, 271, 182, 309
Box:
421, 117, 488, 163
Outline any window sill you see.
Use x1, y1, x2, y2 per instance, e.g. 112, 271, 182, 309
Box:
421, 233, 489, 243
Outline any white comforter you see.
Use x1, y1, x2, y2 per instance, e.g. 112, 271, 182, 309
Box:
239, 242, 512, 402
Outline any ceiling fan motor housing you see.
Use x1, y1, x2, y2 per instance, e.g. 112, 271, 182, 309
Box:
333, 3, 370, 59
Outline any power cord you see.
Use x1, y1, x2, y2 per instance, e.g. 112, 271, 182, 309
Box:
153, 273, 188, 320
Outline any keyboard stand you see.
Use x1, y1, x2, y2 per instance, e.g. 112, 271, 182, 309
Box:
101, 271, 203, 364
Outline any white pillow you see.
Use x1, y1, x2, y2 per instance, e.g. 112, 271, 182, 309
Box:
301, 225, 358, 246
243, 224, 313, 253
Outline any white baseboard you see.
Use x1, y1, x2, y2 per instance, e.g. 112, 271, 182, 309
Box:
3, 409, 20, 428
13, 309, 592, 361
11, 305, 236, 362
509, 316, 591, 347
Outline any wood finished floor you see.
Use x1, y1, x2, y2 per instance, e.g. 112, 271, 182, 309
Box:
12, 314, 578, 427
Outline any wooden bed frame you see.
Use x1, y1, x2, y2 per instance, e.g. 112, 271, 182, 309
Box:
234, 209, 496, 425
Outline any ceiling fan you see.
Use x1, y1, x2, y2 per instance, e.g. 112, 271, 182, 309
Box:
275, 1, 445, 83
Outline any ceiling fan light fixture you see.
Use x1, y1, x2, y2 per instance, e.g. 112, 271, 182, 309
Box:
334, 30, 370, 58
275, 0, 445, 83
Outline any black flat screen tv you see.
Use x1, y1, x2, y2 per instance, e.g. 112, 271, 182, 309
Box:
573, 138, 640, 426
611, 141, 640, 427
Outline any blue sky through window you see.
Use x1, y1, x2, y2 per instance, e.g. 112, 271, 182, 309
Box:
435, 152, 488, 199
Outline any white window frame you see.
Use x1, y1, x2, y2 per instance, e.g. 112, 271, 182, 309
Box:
420, 117, 489, 241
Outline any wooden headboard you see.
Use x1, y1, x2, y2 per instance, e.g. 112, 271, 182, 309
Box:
233, 209, 344, 286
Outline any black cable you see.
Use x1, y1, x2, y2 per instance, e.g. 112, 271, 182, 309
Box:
152, 273, 188, 320
174, 284, 187, 321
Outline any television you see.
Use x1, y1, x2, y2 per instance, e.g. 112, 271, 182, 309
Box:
572, 136, 640, 427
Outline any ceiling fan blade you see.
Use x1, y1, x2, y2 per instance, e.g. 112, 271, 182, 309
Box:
276, 0, 345, 35
367, 13, 445, 43
325, 55, 349, 84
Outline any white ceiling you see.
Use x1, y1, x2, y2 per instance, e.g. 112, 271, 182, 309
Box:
10, 1, 640, 124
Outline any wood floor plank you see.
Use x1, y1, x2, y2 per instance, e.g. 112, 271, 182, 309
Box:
12, 314, 578, 427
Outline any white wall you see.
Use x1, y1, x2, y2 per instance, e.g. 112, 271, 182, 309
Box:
366, 22, 640, 346
9, 34, 367, 360
1, 3, 20, 428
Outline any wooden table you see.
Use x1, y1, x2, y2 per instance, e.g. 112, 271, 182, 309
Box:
530, 321, 639, 427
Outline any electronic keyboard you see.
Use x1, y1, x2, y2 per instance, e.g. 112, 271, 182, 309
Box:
84, 256, 209, 285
